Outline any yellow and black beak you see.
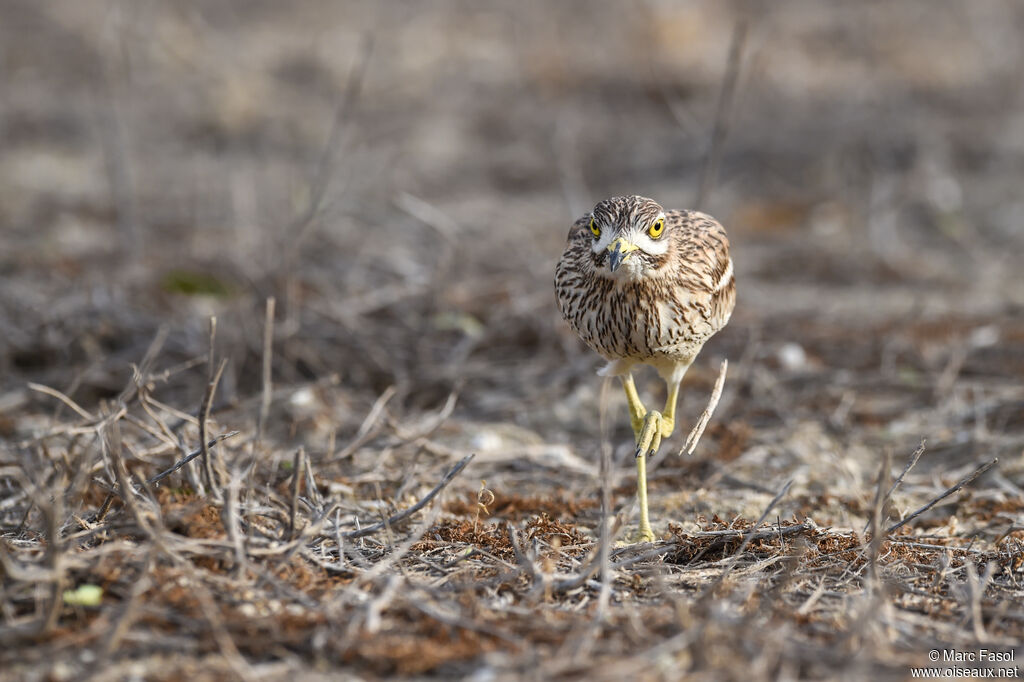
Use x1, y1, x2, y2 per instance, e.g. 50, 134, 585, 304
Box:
607, 238, 640, 272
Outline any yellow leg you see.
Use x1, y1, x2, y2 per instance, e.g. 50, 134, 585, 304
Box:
622, 373, 647, 438
627, 378, 683, 543
635, 447, 654, 542
635, 380, 680, 458
660, 379, 680, 439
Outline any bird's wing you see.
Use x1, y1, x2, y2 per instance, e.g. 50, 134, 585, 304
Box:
669, 210, 733, 295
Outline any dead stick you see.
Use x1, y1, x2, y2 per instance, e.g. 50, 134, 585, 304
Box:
290, 447, 305, 538
681, 359, 728, 456
689, 522, 814, 542
257, 297, 275, 447
223, 474, 247, 579
596, 376, 614, 620
885, 458, 998, 536
342, 454, 474, 539
199, 346, 228, 496
27, 383, 95, 421
885, 438, 926, 500
147, 431, 240, 486
94, 431, 240, 521
862, 438, 925, 534
867, 449, 892, 588
200, 317, 217, 491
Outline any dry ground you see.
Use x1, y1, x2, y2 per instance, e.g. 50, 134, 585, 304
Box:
2, 2, 1024, 680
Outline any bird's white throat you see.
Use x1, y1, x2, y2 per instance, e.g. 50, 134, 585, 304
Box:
602, 256, 652, 283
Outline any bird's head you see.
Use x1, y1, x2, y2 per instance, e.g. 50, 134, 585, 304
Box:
587, 195, 669, 281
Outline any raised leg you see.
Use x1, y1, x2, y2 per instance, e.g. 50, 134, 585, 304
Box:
634, 379, 680, 458
627, 378, 683, 543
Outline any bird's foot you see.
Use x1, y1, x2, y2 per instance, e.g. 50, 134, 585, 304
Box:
634, 409, 674, 458
627, 411, 673, 544
619, 525, 656, 545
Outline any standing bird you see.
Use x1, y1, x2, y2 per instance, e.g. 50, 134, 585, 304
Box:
555, 195, 736, 542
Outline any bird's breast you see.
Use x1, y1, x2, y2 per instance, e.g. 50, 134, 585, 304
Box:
559, 275, 711, 361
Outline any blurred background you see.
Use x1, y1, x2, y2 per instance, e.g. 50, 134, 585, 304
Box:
2, 0, 1023, 509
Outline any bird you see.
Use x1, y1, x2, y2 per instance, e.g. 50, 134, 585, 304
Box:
554, 195, 736, 542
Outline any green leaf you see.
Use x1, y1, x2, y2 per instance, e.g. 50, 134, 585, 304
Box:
63, 584, 103, 606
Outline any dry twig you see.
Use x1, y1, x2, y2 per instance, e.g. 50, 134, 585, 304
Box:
342, 454, 474, 540
680, 359, 728, 456
885, 458, 998, 535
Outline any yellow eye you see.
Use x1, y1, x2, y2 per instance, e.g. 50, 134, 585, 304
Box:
589, 218, 601, 238
648, 218, 665, 238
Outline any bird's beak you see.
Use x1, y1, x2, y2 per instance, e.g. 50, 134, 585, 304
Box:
607, 238, 639, 272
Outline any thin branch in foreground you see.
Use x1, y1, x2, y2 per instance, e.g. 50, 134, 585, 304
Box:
199, 317, 217, 492
327, 386, 396, 463
93, 431, 241, 523
885, 458, 998, 536
341, 454, 474, 539
965, 561, 996, 641
688, 521, 816, 543
223, 473, 247, 579
885, 438, 926, 500
120, 325, 170, 407
290, 447, 305, 539
198, 316, 228, 498
257, 296, 275, 448
335, 502, 445, 608
699, 478, 793, 599
552, 379, 625, 599
680, 359, 728, 456
866, 449, 892, 590
862, 438, 925, 534
147, 431, 241, 487
596, 376, 614, 621
27, 383, 95, 421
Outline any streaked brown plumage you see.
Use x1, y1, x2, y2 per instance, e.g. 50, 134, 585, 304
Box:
554, 195, 736, 541
556, 195, 735, 373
